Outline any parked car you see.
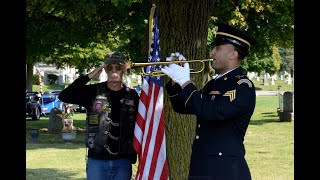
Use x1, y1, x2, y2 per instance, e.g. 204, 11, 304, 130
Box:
26, 91, 42, 120
40, 90, 75, 115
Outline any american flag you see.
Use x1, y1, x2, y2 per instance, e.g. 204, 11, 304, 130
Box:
132, 4, 169, 180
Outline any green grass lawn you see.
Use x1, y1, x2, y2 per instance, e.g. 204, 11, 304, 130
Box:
245, 96, 294, 179
26, 95, 294, 180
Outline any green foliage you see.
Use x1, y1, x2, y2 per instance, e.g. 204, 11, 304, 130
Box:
46, 42, 112, 74
210, 0, 294, 71
272, 46, 281, 74
33, 74, 40, 85
279, 47, 294, 75
242, 45, 285, 75
27, 0, 149, 68
27, 0, 293, 90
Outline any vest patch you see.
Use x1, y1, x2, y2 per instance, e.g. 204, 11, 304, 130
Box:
94, 100, 103, 111
125, 99, 134, 106
88, 137, 95, 148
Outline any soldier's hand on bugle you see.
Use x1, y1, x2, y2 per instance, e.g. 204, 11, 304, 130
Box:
161, 52, 191, 87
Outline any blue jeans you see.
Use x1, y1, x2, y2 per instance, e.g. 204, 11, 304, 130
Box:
86, 158, 132, 180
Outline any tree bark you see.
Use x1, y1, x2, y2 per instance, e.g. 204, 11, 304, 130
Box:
26, 62, 34, 92
152, 0, 214, 178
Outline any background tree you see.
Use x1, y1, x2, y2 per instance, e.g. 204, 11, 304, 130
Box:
271, 46, 282, 75
26, 0, 150, 91
279, 47, 294, 77
243, 45, 282, 79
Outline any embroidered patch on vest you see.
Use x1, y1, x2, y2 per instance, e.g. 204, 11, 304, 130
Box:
237, 79, 252, 88
125, 99, 134, 106
88, 114, 99, 125
94, 100, 103, 112
223, 90, 236, 102
88, 137, 95, 148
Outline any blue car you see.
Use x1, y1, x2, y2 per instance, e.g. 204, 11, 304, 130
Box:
40, 90, 69, 115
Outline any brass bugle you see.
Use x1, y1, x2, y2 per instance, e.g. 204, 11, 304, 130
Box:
125, 59, 213, 77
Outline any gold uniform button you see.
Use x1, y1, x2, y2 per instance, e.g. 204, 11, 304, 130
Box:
195, 135, 199, 139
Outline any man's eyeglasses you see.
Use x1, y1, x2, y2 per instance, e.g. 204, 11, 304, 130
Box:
105, 64, 123, 71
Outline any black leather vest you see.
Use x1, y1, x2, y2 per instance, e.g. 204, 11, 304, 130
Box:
85, 84, 137, 158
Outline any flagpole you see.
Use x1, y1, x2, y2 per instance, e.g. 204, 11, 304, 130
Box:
133, 4, 169, 179
148, 4, 156, 54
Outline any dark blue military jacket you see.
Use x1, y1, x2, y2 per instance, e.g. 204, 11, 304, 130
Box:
165, 67, 255, 180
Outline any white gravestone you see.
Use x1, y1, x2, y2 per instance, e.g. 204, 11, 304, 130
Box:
287, 75, 292, 85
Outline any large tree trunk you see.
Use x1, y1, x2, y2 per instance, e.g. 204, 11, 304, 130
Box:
153, 0, 214, 178
26, 62, 34, 92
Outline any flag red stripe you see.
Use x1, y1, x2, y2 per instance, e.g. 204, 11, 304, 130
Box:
139, 89, 148, 106
145, 85, 161, 179
138, 82, 158, 178
132, 135, 141, 157
133, 79, 149, 157
133, 80, 151, 179
161, 160, 169, 178
149, 105, 165, 179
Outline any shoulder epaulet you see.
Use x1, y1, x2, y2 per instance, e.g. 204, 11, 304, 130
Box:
235, 75, 247, 79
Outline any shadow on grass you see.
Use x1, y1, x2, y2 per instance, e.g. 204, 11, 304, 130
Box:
250, 118, 278, 125
26, 168, 86, 180
250, 112, 282, 125
26, 132, 86, 150
26, 142, 85, 150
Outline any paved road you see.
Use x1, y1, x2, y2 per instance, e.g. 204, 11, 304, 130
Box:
255, 90, 284, 96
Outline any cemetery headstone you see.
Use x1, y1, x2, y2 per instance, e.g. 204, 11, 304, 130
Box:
48, 108, 64, 133
278, 91, 294, 122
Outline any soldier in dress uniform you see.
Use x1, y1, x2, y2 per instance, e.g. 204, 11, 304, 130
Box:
161, 23, 256, 180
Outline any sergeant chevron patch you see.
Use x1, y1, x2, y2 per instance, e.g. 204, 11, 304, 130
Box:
223, 90, 236, 102
237, 79, 252, 88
